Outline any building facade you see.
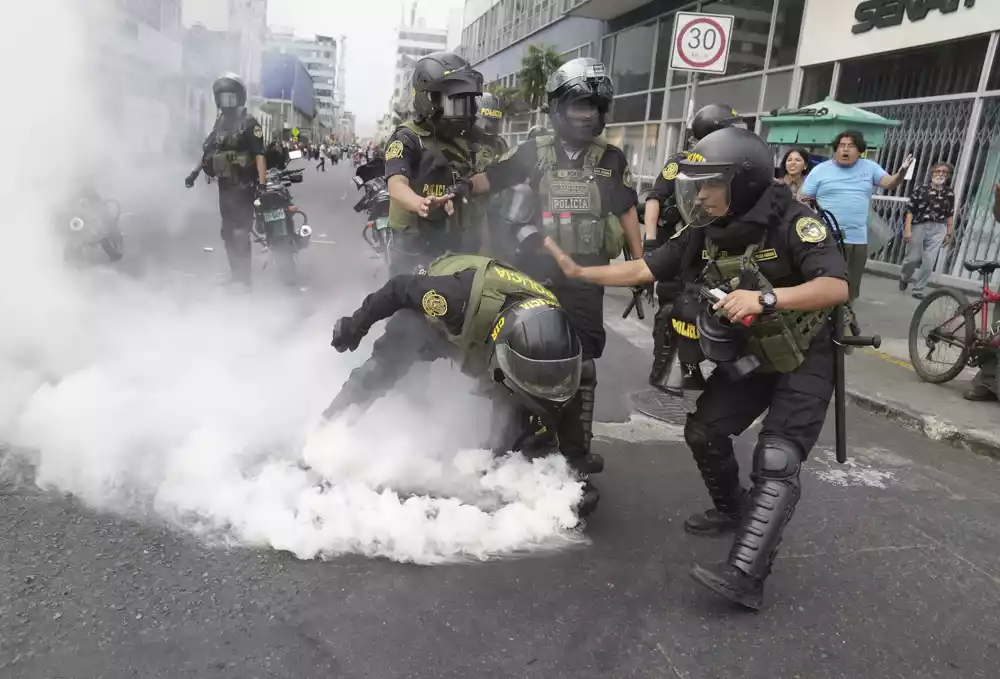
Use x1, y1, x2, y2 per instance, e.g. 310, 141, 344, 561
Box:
266, 31, 339, 139
261, 52, 316, 141
390, 21, 449, 117
484, 0, 999, 283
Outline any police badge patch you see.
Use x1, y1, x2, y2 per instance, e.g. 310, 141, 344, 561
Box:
253, 126, 263, 138
385, 140, 404, 161
422, 290, 448, 317
662, 162, 679, 181
623, 168, 635, 189
795, 217, 828, 244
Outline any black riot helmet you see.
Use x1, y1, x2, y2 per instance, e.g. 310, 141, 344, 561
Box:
674, 127, 775, 228
546, 57, 614, 145
213, 73, 247, 112
411, 51, 484, 138
491, 300, 583, 414
476, 92, 504, 137
689, 103, 745, 144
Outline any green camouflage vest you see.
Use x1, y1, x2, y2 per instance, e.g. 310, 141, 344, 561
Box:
703, 238, 831, 373
534, 135, 625, 258
387, 120, 474, 234
427, 252, 559, 374
210, 116, 254, 183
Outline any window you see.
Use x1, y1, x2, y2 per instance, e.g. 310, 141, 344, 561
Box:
611, 94, 648, 123
770, 0, 804, 68
761, 70, 792, 113
700, 0, 773, 79
695, 75, 764, 114
838, 35, 989, 103
652, 15, 676, 90
667, 88, 688, 120
610, 22, 656, 94
799, 64, 833, 106
648, 91, 665, 121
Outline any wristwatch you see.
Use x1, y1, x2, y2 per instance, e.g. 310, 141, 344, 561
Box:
760, 291, 777, 314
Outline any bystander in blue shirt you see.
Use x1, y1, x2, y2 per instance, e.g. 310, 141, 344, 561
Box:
799, 158, 888, 244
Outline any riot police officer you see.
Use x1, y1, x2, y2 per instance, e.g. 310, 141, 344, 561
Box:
324, 251, 600, 516
382, 51, 483, 275
646, 103, 746, 390
185, 73, 266, 285
466, 58, 645, 510
469, 92, 509, 255
544, 127, 849, 609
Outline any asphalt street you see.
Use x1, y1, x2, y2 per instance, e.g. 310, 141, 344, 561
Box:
3, 159, 1000, 678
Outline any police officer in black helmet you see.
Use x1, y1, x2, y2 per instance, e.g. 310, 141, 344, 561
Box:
185, 73, 267, 286
469, 91, 509, 255
383, 51, 483, 275
544, 127, 849, 609
465, 57, 646, 515
645, 104, 746, 391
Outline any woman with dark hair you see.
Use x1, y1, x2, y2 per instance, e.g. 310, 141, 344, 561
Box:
778, 146, 811, 195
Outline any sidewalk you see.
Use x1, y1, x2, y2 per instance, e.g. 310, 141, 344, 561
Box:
606, 272, 1000, 460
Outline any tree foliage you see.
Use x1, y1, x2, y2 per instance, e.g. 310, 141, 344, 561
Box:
517, 45, 565, 111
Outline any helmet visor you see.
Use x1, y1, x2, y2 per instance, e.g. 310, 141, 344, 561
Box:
495, 343, 582, 403
442, 93, 478, 120
217, 91, 240, 108
676, 170, 732, 228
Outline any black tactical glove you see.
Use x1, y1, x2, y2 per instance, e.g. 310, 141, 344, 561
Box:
447, 178, 473, 203
331, 317, 366, 353
185, 171, 199, 189
514, 224, 543, 253
643, 238, 660, 254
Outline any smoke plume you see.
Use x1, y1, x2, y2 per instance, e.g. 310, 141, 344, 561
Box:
0, 0, 585, 565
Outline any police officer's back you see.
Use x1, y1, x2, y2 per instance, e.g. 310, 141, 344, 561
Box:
383, 51, 483, 275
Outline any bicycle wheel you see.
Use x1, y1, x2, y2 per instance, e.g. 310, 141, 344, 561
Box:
908, 288, 975, 384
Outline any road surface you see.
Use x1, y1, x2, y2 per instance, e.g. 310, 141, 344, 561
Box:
3, 159, 1000, 679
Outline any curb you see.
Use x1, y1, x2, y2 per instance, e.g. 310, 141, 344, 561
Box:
845, 388, 1000, 461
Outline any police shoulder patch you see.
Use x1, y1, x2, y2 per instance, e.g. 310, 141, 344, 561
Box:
422, 290, 448, 317
623, 168, 635, 189
662, 162, 678, 181
385, 140, 404, 161
253, 125, 263, 138
795, 216, 827, 244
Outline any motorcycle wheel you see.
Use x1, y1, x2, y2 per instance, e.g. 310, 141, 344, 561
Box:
100, 230, 124, 261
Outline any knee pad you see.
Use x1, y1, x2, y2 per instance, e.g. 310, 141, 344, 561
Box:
684, 416, 730, 458
580, 358, 596, 387
752, 435, 803, 480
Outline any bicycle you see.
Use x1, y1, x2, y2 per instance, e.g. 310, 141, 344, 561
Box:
908, 259, 1000, 386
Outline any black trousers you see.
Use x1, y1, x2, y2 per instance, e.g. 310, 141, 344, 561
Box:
690, 335, 836, 456
217, 183, 254, 285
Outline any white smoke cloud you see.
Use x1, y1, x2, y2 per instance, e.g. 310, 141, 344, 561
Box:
0, 0, 585, 565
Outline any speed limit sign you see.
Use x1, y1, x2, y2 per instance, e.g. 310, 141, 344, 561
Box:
669, 12, 735, 74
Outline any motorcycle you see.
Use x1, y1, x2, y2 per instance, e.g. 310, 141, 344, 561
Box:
353, 158, 392, 265
252, 167, 311, 285
61, 188, 124, 263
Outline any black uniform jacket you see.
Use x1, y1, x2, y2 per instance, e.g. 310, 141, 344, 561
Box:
645, 184, 849, 290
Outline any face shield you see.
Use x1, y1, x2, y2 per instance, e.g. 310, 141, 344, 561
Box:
675, 168, 734, 228
495, 342, 582, 404
216, 91, 240, 109
441, 93, 478, 119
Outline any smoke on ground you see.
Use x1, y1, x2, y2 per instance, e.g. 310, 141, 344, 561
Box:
0, 0, 585, 565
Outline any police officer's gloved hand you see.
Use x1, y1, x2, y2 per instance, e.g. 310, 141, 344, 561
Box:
514, 224, 543, 253
331, 317, 367, 353
447, 178, 473, 203
185, 171, 199, 189
642, 238, 660, 254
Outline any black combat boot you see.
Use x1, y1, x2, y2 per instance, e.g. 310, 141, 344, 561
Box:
683, 416, 746, 536
690, 436, 804, 610
649, 303, 673, 388
559, 359, 601, 517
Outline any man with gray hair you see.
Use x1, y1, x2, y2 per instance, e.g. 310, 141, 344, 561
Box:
900, 161, 955, 299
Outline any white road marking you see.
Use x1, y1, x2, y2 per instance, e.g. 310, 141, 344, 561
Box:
602, 310, 654, 351
310, 239, 338, 245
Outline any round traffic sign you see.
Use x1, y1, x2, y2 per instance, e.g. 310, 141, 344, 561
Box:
675, 16, 728, 69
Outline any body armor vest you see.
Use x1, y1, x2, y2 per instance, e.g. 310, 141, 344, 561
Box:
387, 120, 474, 235
427, 253, 559, 374
209, 115, 254, 184
703, 238, 831, 373
534, 135, 624, 258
